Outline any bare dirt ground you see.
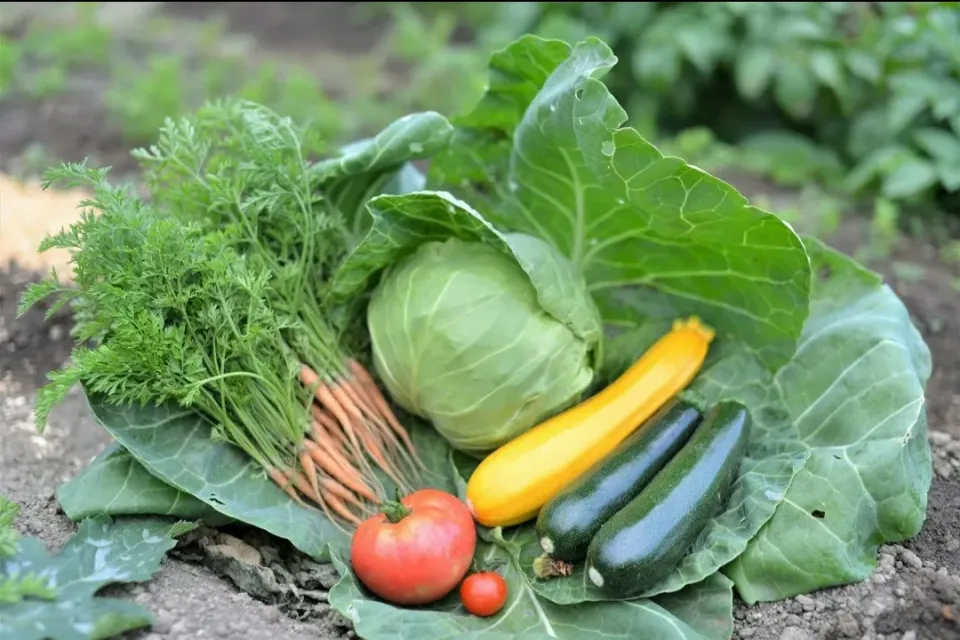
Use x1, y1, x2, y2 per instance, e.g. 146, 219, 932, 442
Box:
1, 3, 959, 640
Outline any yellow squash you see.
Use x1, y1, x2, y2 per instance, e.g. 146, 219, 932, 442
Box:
465, 316, 716, 528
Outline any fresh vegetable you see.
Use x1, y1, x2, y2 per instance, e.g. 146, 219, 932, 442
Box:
364, 233, 603, 456
19, 100, 444, 529
465, 317, 715, 528
586, 401, 751, 598
133, 99, 427, 506
534, 399, 703, 569
17, 161, 386, 531
350, 489, 477, 606
459, 571, 508, 618
17, 169, 325, 512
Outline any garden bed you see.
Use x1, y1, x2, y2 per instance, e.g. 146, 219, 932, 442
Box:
1, 3, 959, 639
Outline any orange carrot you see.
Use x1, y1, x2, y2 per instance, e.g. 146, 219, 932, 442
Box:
329, 382, 368, 429
327, 382, 416, 487
299, 449, 320, 500
337, 377, 385, 428
319, 475, 367, 511
311, 408, 388, 500
284, 469, 352, 532
356, 423, 412, 493
307, 375, 382, 482
269, 468, 303, 504
287, 468, 322, 504
336, 379, 406, 458
323, 491, 363, 526
313, 376, 361, 447
312, 405, 340, 434
348, 359, 427, 472
304, 435, 381, 504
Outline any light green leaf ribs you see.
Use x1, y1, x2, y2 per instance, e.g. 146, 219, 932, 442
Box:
726, 239, 932, 603
428, 35, 813, 372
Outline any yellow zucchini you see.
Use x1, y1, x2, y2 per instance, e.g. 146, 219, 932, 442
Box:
464, 317, 715, 528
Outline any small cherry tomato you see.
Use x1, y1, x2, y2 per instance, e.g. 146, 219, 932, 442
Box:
350, 488, 476, 606
460, 571, 508, 617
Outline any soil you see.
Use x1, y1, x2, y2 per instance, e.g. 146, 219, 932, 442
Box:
2, 4, 959, 640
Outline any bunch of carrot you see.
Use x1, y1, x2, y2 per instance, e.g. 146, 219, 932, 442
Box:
126, 100, 429, 530
269, 359, 425, 530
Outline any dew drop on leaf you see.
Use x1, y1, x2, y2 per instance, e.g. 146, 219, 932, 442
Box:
601, 140, 615, 156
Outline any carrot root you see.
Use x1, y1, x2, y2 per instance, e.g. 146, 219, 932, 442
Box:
348, 359, 428, 473
323, 491, 364, 526
300, 450, 320, 500
269, 467, 304, 505
304, 435, 381, 504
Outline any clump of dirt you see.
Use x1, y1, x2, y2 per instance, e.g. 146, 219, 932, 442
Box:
734, 433, 960, 640
173, 526, 349, 627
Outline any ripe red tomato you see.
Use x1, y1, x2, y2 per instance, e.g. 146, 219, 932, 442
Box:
350, 488, 477, 606
460, 571, 508, 617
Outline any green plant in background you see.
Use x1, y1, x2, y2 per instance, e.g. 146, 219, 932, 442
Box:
107, 51, 344, 146
1, 2, 112, 99
429, 1, 960, 217
106, 54, 188, 143
346, 4, 491, 135
106, 5, 485, 147
0, 36, 22, 97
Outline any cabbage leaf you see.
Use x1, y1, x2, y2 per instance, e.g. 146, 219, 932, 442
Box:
427, 35, 812, 372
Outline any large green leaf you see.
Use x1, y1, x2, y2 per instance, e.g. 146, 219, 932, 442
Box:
0, 516, 191, 640
312, 111, 453, 183
57, 443, 231, 526
426, 35, 812, 371
310, 111, 453, 243
726, 238, 932, 603
83, 392, 350, 561
329, 526, 735, 640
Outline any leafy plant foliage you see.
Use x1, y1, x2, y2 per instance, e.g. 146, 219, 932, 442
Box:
0, 496, 191, 640
435, 1, 960, 208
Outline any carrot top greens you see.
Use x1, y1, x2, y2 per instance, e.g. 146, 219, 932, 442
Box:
18, 99, 430, 519
18, 162, 312, 475
131, 99, 353, 384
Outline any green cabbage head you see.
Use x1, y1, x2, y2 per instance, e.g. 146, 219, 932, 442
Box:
366, 233, 603, 456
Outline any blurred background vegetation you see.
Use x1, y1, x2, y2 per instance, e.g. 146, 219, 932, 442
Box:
2, 1, 960, 269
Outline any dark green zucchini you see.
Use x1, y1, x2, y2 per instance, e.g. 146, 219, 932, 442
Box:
585, 401, 751, 598
535, 399, 703, 564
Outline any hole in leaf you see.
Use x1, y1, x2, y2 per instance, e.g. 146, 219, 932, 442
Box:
811, 509, 825, 519
575, 88, 584, 100
209, 496, 226, 506
833, 454, 842, 460
819, 264, 832, 281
